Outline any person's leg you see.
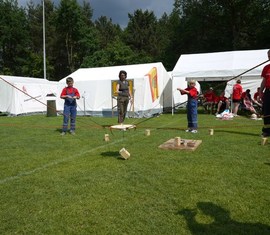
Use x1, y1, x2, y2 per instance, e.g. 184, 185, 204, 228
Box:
62, 105, 70, 132
225, 100, 230, 110
233, 102, 240, 115
189, 99, 198, 130
117, 97, 124, 124
122, 97, 129, 122
187, 100, 192, 130
70, 105, 77, 131
216, 101, 222, 114
262, 90, 270, 135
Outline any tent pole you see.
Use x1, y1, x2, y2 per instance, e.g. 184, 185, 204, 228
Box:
172, 75, 174, 116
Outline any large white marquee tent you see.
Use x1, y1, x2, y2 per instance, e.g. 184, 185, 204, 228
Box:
57, 62, 172, 117
0, 75, 58, 116
172, 49, 269, 96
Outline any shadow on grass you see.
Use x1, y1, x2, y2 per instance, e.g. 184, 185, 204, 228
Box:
215, 129, 260, 137
101, 151, 125, 160
178, 202, 270, 235
55, 128, 62, 133
264, 162, 270, 166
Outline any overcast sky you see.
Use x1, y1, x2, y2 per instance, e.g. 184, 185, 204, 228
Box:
18, 0, 175, 28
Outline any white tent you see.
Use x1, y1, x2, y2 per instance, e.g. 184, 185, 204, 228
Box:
57, 62, 172, 117
0, 75, 58, 115
172, 49, 269, 81
172, 49, 269, 98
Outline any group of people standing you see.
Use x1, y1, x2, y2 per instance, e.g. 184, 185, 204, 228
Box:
59, 50, 270, 138
59, 70, 133, 135
177, 49, 270, 136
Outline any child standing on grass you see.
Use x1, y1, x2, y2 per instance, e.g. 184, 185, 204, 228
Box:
60, 77, 80, 135
177, 80, 198, 133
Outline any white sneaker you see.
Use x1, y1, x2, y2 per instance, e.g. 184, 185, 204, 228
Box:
185, 129, 191, 132
190, 130, 198, 133
60, 132, 66, 136
70, 130, 75, 135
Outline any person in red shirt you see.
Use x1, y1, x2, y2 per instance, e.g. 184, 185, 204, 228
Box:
260, 49, 270, 137
216, 91, 229, 114
177, 80, 198, 133
202, 87, 216, 114
60, 77, 80, 135
232, 79, 243, 116
253, 87, 262, 107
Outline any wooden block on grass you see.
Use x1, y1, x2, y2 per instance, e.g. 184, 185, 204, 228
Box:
119, 148, 130, 159
159, 139, 202, 151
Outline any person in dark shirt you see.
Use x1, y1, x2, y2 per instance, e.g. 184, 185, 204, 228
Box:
116, 70, 133, 124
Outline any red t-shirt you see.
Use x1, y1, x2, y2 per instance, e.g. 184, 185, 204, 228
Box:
254, 92, 259, 100
232, 84, 242, 100
204, 91, 216, 102
261, 64, 270, 89
185, 87, 198, 99
60, 86, 80, 97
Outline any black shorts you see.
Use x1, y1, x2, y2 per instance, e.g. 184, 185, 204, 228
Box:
233, 99, 241, 103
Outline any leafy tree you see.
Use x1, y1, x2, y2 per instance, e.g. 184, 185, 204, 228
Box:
124, 9, 158, 59
81, 37, 150, 67
0, 0, 30, 75
95, 16, 122, 49
25, 0, 55, 79
53, 0, 96, 79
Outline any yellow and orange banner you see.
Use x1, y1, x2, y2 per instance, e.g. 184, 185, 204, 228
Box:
147, 67, 158, 102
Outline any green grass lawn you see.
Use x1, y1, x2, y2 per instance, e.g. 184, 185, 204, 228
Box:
0, 111, 269, 234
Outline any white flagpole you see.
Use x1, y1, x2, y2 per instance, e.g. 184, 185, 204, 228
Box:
43, 0, 47, 80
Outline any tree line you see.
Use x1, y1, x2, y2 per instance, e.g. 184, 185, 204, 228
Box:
0, 0, 269, 81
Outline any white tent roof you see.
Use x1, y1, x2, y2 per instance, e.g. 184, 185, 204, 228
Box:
172, 49, 269, 81
58, 62, 172, 117
60, 62, 168, 82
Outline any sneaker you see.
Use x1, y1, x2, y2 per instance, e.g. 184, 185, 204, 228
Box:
60, 132, 66, 136
190, 130, 198, 133
185, 129, 191, 132
70, 130, 76, 135
261, 132, 270, 137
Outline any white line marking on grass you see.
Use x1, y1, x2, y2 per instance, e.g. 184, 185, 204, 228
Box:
0, 119, 180, 185
0, 137, 125, 185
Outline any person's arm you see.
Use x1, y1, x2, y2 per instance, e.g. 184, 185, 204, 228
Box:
116, 83, 121, 94
177, 88, 189, 95
259, 77, 266, 99
73, 89, 80, 99
60, 88, 71, 99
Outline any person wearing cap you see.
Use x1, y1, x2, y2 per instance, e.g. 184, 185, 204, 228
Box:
260, 49, 270, 137
232, 79, 243, 116
177, 80, 198, 133
202, 87, 216, 114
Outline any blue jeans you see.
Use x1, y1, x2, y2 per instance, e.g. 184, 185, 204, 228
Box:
187, 98, 198, 129
62, 105, 77, 132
